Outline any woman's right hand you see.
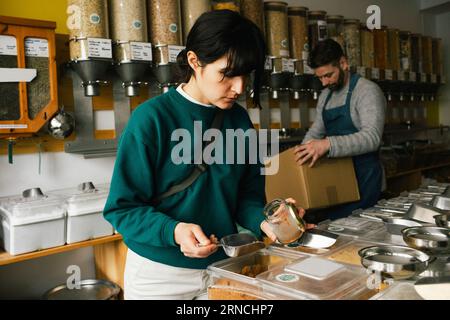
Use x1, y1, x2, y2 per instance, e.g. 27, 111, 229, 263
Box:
174, 223, 218, 258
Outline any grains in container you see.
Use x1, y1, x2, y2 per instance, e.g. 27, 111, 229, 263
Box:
410, 33, 423, 73
241, 0, 265, 35
327, 15, 345, 51
288, 6, 309, 62
67, 0, 109, 61
387, 28, 400, 71
308, 10, 328, 51
264, 1, 290, 58
26, 56, 50, 120
0, 42, 20, 120
110, 0, 148, 63
343, 19, 361, 68
373, 26, 388, 70
432, 38, 443, 75
421, 36, 432, 74
212, 0, 240, 12
399, 31, 411, 71
360, 24, 374, 68
180, 0, 211, 45
148, 0, 182, 65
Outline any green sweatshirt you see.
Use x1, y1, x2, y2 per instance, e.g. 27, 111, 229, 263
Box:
103, 88, 266, 269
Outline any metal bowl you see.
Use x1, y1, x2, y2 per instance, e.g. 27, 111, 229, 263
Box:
434, 214, 450, 228
358, 245, 432, 280
432, 196, 450, 211
43, 279, 121, 300
402, 226, 450, 255
383, 217, 424, 236
405, 203, 445, 224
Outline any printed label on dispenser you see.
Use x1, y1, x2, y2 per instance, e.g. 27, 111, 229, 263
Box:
431, 74, 437, 84
371, 68, 380, 80
357, 67, 366, 78
0, 35, 18, 55
303, 61, 314, 75
420, 73, 427, 83
130, 42, 152, 62
317, 21, 328, 41
25, 38, 49, 58
265, 56, 273, 70
409, 72, 417, 82
282, 59, 295, 73
168, 45, 185, 63
87, 38, 112, 59
398, 71, 405, 81
280, 49, 290, 58
385, 69, 393, 81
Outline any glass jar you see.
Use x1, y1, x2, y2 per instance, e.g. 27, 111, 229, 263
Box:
308, 10, 328, 51
432, 38, 443, 75
264, 1, 290, 58
387, 28, 400, 71
147, 0, 182, 65
263, 199, 306, 244
343, 19, 361, 68
110, 0, 148, 63
67, 0, 109, 61
327, 15, 345, 51
374, 26, 388, 70
241, 0, 265, 34
180, 0, 211, 45
399, 31, 411, 72
421, 36, 433, 75
288, 6, 309, 62
212, 0, 240, 12
360, 24, 374, 68
410, 33, 423, 73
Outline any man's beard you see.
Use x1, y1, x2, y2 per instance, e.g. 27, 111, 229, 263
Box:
327, 67, 346, 91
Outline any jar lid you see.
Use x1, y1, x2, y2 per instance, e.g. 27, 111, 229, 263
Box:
344, 19, 360, 24
308, 10, 327, 17
264, 1, 288, 8
288, 6, 308, 14
326, 15, 344, 22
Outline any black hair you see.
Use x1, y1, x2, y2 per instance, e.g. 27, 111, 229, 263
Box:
309, 39, 345, 69
176, 10, 266, 108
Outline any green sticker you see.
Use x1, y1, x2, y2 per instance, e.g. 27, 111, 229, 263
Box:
133, 20, 142, 29
276, 273, 299, 283
90, 14, 101, 24
169, 23, 178, 33
328, 226, 345, 232
281, 39, 288, 48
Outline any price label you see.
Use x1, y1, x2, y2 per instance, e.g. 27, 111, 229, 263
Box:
130, 42, 152, 62
25, 38, 49, 57
282, 58, 295, 73
265, 56, 273, 70
87, 38, 112, 59
0, 35, 18, 55
385, 69, 393, 81
371, 68, 380, 80
398, 71, 405, 81
420, 73, 428, 83
357, 66, 366, 78
409, 72, 417, 82
431, 74, 437, 84
303, 61, 314, 75
168, 45, 185, 63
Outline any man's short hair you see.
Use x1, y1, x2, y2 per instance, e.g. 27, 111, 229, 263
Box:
309, 39, 345, 69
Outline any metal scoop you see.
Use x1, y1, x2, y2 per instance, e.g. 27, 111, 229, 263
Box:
199, 233, 265, 258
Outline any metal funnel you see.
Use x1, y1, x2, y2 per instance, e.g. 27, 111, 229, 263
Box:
115, 62, 151, 97
71, 60, 112, 96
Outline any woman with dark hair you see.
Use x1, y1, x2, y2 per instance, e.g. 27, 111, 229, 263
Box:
103, 10, 305, 300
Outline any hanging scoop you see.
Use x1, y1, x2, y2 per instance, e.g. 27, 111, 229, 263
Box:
199, 233, 265, 258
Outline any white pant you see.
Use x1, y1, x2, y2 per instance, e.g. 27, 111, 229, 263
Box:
124, 249, 210, 300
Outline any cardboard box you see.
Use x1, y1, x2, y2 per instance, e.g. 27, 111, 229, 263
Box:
265, 148, 360, 209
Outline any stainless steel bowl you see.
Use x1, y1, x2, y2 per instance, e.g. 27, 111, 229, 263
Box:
434, 214, 450, 228
43, 279, 121, 300
405, 203, 445, 224
358, 245, 432, 280
432, 196, 450, 211
402, 226, 450, 255
383, 218, 424, 236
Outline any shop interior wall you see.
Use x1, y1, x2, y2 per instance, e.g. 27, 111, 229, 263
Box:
0, 0, 443, 299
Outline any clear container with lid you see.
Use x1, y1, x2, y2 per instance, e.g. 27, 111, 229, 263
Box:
308, 10, 328, 51
0, 188, 66, 255
147, 0, 182, 65
109, 0, 148, 63
181, 0, 211, 45
67, 0, 110, 61
399, 31, 411, 72
264, 1, 290, 58
318, 217, 385, 239
257, 257, 370, 300
288, 6, 309, 62
241, 0, 265, 34
370, 281, 423, 300
48, 182, 113, 244
363, 226, 407, 246
374, 26, 388, 70
343, 19, 361, 67
212, 0, 241, 12
327, 15, 345, 50
360, 24, 375, 68
387, 28, 400, 71
324, 239, 381, 266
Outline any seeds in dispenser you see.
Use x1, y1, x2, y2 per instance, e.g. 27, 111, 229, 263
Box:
264, 1, 290, 58
180, 0, 211, 44
241, 0, 265, 34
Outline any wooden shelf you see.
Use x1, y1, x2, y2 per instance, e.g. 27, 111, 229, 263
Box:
387, 162, 450, 179
0, 234, 122, 266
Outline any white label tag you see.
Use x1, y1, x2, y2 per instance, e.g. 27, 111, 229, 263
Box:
280, 49, 290, 58
385, 69, 393, 81
371, 68, 380, 79
0, 35, 18, 55
130, 42, 152, 62
357, 67, 366, 78
25, 38, 49, 58
87, 38, 112, 59
168, 45, 185, 63
398, 71, 405, 81
421, 73, 427, 83
0, 124, 28, 129
317, 21, 328, 41
409, 72, 417, 82
302, 51, 309, 61
0, 68, 37, 83
303, 61, 314, 75
431, 74, 437, 84
265, 56, 272, 70
282, 58, 295, 73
